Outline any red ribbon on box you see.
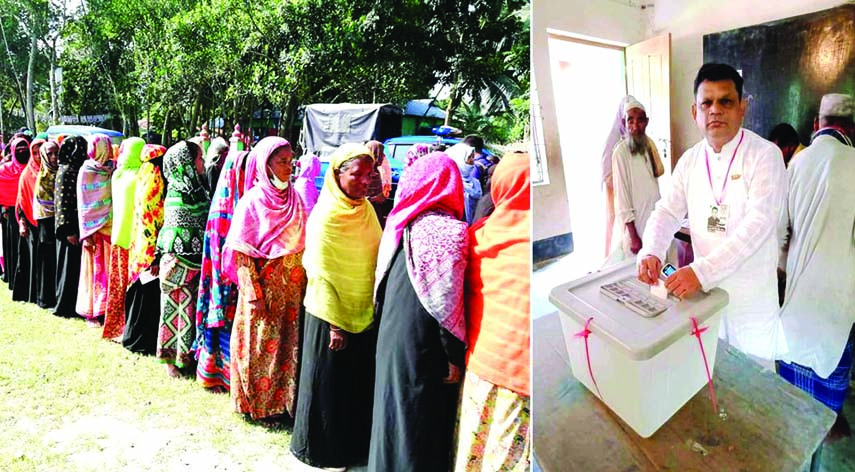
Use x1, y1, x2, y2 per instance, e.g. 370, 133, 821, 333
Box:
690, 316, 718, 413
575, 317, 603, 400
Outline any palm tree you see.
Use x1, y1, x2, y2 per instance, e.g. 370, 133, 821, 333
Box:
432, 0, 529, 125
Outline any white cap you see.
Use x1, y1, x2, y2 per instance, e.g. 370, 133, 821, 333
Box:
623, 95, 646, 118
819, 93, 855, 118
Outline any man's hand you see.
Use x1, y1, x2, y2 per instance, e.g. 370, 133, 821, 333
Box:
630, 236, 643, 255
664, 266, 702, 299
638, 255, 661, 285
626, 222, 643, 255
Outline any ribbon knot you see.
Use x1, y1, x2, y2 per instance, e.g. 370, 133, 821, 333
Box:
575, 317, 603, 400
690, 316, 719, 414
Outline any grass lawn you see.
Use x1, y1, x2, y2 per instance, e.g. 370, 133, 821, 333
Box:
0, 287, 310, 472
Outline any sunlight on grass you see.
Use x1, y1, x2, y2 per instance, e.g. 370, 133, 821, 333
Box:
0, 288, 303, 472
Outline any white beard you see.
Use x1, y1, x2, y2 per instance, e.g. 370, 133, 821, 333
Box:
627, 133, 649, 156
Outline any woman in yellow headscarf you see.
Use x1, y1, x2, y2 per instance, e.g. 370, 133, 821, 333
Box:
291, 143, 381, 470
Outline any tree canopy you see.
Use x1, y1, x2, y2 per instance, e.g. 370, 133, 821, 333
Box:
0, 0, 529, 145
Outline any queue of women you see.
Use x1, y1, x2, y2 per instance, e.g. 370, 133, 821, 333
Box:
0, 130, 530, 472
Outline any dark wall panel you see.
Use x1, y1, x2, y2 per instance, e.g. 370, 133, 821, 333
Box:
704, 5, 855, 146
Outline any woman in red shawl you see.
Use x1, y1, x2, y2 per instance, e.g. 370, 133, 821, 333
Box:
454, 151, 531, 472
369, 152, 469, 471
222, 137, 306, 423
13, 139, 48, 304
0, 138, 29, 288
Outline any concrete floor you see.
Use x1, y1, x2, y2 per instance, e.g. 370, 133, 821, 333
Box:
533, 255, 855, 472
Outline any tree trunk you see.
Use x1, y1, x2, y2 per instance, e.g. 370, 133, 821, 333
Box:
130, 106, 139, 136
25, 32, 37, 131
283, 95, 298, 143
0, 91, 5, 139
146, 93, 151, 141
443, 77, 462, 127
189, 94, 201, 137
49, 41, 58, 125
162, 107, 171, 147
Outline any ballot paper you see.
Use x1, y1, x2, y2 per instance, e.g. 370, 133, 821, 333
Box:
650, 280, 669, 300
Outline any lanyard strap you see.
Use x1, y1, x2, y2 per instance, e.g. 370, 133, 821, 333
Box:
704, 130, 744, 206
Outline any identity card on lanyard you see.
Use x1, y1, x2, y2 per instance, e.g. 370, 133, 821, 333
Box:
705, 130, 744, 234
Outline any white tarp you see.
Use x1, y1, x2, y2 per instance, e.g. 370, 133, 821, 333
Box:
301, 103, 399, 158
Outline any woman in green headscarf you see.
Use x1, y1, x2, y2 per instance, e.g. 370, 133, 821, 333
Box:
156, 140, 210, 378
103, 137, 145, 341
291, 143, 381, 470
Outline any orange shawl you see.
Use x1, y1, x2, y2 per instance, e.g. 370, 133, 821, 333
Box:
465, 152, 531, 396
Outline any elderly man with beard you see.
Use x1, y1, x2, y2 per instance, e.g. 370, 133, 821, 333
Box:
607, 96, 664, 262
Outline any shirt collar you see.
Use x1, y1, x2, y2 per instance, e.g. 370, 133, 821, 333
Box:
704, 128, 744, 159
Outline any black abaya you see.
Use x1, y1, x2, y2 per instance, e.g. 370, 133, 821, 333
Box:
12, 219, 38, 303
291, 312, 377, 469
1, 206, 18, 288
53, 235, 81, 317
36, 217, 57, 309
368, 244, 465, 472
122, 278, 162, 355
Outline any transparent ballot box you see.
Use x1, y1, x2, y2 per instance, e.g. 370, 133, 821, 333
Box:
549, 260, 729, 438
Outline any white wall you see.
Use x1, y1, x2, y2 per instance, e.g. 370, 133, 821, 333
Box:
650, 0, 850, 158
532, 0, 647, 241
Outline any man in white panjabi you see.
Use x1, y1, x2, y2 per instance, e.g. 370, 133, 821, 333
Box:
607, 96, 664, 263
776, 93, 855, 433
637, 63, 788, 363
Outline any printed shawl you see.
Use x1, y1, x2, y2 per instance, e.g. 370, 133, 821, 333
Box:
34, 141, 59, 219
375, 152, 468, 343
128, 144, 167, 283
156, 141, 210, 259
54, 136, 88, 238
196, 149, 249, 327
77, 134, 114, 239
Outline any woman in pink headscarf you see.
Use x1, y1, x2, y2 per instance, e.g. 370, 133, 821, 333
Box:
369, 151, 469, 471
293, 153, 321, 216
223, 137, 307, 424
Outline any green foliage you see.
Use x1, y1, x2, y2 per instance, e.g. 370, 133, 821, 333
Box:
24, 0, 529, 142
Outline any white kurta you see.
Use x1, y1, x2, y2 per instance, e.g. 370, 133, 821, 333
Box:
608, 137, 661, 261
639, 128, 788, 360
777, 134, 855, 378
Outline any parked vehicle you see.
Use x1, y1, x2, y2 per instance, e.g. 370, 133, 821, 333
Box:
45, 125, 125, 147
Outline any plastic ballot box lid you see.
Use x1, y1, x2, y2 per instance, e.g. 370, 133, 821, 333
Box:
548, 260, 729, 361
